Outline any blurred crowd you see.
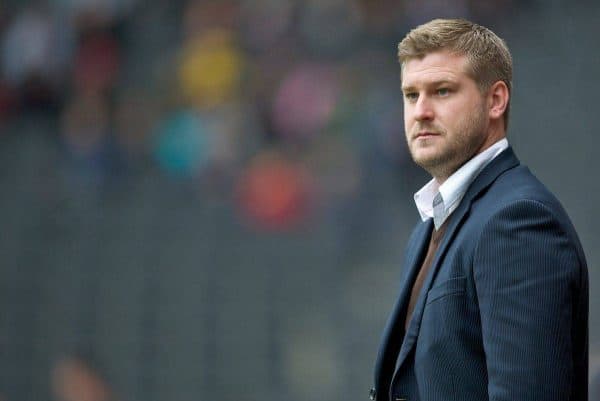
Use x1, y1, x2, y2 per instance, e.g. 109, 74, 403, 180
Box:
0, 0, 522, 231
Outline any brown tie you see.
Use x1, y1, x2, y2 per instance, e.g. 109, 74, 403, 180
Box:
405, 219, 449, 330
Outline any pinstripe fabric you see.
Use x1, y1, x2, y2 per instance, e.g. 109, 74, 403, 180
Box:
373, 147, 588, 401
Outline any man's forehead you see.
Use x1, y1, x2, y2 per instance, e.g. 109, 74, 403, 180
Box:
401, 51, 470, 86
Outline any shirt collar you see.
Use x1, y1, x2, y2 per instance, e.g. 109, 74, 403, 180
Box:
414, 138, 509, 229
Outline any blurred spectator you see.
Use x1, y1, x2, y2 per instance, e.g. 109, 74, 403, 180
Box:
236, 150, 314, 231
153, 109, 210, 177
271, 63, 340, 143
1, 4, 72, 113
178, 28, 244, 110
72, 28, 121, 96
60, 92, 117, 181
51, 352, 115, 401
113, 88, 157, 167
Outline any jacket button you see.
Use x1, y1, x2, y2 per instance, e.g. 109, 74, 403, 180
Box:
368, 388, 376, 400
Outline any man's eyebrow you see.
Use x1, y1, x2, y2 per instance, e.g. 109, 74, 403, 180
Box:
401, 79, 458, 92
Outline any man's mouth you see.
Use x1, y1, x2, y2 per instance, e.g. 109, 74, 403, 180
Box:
414, 131, 440, 139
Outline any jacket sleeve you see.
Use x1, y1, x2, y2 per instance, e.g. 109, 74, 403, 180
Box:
473, 199, 584, 401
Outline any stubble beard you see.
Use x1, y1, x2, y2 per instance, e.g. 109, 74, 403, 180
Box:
409, 105, 488, 181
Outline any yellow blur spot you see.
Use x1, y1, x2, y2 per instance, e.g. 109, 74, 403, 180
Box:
179, 29, 243, 108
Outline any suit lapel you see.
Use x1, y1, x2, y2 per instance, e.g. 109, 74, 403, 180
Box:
393, 147, 520, 372
374, 219, 432, 398
393, 192, 470, 369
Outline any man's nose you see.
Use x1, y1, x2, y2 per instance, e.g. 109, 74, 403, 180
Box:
414, 96, 434, 121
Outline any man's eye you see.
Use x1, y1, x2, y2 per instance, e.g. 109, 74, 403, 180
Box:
404, 92, 418, 101
437, 88, 450, 96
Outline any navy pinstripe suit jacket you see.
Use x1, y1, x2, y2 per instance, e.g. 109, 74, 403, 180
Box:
373, 147, 589, 401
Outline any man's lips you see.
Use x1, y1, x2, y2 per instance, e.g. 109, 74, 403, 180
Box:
414, 131, 441, 139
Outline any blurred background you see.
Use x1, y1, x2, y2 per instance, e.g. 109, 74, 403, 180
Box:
0, 0, 598, 400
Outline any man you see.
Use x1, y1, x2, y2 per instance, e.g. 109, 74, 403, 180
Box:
371, 19, 588, 401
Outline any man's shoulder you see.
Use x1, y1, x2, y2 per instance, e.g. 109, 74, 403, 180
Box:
479, 164, 563, 214
472, 164, 581, 244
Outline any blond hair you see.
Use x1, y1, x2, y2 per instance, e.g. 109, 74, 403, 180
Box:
398, 19, 512, 126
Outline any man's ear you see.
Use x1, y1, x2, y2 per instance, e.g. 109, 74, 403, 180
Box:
488, 81, 509, 121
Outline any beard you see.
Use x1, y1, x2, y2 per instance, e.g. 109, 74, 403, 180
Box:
407, 103, 488, 180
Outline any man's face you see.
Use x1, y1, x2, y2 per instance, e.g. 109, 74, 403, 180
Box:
402, 50, 490, 181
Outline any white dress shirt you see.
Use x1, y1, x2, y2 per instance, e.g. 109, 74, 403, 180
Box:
414, 138, 509, 229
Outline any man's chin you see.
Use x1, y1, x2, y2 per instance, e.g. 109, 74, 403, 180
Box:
411, 153, 453, 178
411, 152, 441, 169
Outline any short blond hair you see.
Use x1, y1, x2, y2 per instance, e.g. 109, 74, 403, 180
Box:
398, 19, 512, 126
